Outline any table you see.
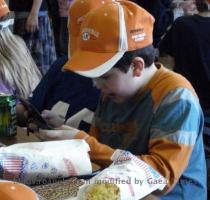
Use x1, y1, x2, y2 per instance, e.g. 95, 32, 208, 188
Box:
0, 126, 40, 146
33, 178, 84, 200
32, 178, 159, 200
0, 127, 159, 200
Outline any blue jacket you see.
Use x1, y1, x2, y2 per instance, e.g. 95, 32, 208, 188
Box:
30, 56, 100, 131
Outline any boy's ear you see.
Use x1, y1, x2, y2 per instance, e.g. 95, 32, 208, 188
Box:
131, 57, 145, 77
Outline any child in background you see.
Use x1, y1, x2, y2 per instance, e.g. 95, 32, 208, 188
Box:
46, 0, 61, 57
0, 0, 41, 98
57, 0, 72, 56
16, 0, 114, 131
9, 0, 57, 75
172, 0, 197, 19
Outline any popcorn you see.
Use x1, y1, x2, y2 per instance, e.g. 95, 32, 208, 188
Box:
83, 183, 120, 200
77, 150, 167, 200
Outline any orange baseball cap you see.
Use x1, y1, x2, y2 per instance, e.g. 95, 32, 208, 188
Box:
64, 0, 154, 78
0, 181, 38, 200
0, 0, 9, 18
68, 0, 114, 56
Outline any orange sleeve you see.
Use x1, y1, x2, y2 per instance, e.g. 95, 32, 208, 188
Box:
75, 130, 193, 193
140, 139, 193, 194
74, 126, 115, 167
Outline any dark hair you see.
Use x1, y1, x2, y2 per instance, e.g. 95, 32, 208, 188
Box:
196, 0, 210, 12
113, 45, 157, 73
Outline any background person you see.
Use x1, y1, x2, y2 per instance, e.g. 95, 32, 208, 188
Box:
46, 0, 61, 57
0, 0, 41, 98
16, 0, 115, 131
57, 0, 72, 56
9, 0, 57, 75
28, 55, 100, 131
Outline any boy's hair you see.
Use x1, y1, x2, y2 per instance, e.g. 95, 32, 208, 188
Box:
113, 45, 156, 73
196, 0, 210, 12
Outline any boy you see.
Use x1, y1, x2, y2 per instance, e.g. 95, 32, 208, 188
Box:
34, 1, 207, 199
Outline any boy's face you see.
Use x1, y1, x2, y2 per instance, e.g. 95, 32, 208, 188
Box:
93, 66, 136, 103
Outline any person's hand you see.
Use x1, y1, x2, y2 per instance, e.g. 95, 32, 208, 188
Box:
16, 103, 29, 127
32, 125, 80, 141
26, 11, 39, 32
41, 110, 65, 128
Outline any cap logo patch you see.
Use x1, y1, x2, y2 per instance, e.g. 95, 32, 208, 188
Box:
132, 33, 146, 42
82, 27, 99, 41
82, 32, 90, 40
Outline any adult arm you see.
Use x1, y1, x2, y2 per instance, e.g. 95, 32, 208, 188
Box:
26, 0, 43, 32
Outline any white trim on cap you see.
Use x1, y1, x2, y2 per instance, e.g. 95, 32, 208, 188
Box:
75, 51, 126, 78
0, 19, 14, 30
118, 1, 128, 51
75, 2, 128, 78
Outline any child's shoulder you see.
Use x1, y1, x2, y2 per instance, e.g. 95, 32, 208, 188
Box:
149, 64, 196, 107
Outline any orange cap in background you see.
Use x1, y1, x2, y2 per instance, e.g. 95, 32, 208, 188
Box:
0, 181, 38, 200
64, 0, 154, 78
0, 0, 9, 18
68, 0, 114, 56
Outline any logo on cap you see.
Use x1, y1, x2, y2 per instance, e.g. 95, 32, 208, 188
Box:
82, 32, 90, 41
82, 27, 99, 41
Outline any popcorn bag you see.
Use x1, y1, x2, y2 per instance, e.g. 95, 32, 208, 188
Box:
0, 140, 92, 185
77, 150, 167, 200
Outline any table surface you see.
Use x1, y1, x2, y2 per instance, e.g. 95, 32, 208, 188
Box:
0, 127, 40, 145
0, 127, 159, 200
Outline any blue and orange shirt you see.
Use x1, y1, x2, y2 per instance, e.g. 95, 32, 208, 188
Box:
75, 64, 207, 199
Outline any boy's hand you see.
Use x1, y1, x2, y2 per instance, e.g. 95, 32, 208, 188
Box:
16, 103, 29, 127
31, 125, 80, 141
41, 110, 65, 128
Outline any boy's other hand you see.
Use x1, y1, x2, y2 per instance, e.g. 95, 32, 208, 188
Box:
31, 125, 80, 141
16, 103, 29, 127
41, 110, 65, 128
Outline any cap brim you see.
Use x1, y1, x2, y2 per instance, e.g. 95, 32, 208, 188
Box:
63, 49, 126, 78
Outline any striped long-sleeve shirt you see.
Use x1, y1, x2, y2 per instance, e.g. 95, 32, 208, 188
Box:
75, 64, 207, 199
